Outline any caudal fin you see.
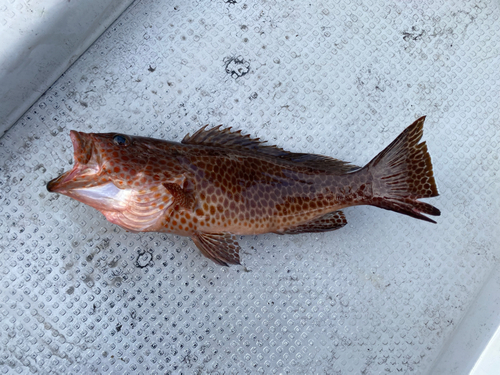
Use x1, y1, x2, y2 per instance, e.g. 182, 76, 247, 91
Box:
365, 116, 440, 223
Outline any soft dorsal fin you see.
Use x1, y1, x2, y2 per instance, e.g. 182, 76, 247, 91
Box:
183, 125, 360, 174
278, 153, 360, 173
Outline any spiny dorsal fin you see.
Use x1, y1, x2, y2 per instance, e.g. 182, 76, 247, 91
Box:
183, 125, 359, 173
182, 125, 289, 157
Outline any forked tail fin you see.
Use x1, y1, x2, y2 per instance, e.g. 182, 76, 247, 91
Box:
364, 116, 440, 223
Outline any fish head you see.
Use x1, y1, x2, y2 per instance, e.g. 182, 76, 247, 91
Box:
46, 131, 162, 213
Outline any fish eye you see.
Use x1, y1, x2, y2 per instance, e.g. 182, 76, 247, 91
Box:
113, 134, 130, 146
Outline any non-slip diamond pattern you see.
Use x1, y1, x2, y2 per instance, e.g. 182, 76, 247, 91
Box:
1, 0, 499, 374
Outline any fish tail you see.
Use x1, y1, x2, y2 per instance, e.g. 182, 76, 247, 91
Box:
364, 116, 440, 223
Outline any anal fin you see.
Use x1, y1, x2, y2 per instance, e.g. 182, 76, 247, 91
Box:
275, 211, 347, 234
192, 232, 241, 266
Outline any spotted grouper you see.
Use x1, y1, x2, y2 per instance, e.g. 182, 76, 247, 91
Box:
47, 117, 440, 266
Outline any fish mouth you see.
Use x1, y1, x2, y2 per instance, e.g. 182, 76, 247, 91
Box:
47, 130, 99, 193
46, 169, 76, 193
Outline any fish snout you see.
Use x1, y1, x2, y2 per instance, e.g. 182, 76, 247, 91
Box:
46, 168, 75, 193
46, 177, 59, 192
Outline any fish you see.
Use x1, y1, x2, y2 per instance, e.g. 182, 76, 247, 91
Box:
47, 116, 440, 266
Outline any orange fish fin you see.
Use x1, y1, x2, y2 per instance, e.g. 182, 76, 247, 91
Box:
162, 181, 195, 210
191, 232, 241, 266
275, 211, 347, 234
364, 116, 440, 223
183, 125, 358, 172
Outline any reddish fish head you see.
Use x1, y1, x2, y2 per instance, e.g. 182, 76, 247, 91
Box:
46, 131, 168, 214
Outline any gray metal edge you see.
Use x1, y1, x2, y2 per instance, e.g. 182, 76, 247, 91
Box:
0, 0, 136, 138
428, 263, 500, 375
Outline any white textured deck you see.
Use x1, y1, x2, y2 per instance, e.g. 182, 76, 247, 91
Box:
1, 0, 499, 374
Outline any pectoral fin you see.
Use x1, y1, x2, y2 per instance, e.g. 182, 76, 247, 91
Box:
162, 182, 194, 209
162, 174, 196, 211
192, 232, 241, 266
275, 211, 347, 234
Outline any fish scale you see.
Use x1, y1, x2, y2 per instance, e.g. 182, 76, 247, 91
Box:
47, 116, 440, 266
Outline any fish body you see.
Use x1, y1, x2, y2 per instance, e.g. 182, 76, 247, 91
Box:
47, 117, 440, 265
